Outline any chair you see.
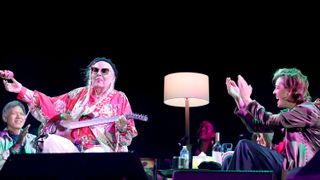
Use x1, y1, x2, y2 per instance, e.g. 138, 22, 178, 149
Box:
140, 157, 157, 180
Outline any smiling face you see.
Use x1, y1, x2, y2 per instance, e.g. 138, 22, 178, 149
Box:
272, 68, 310, 107
4, 106, 26, 134
90, 61, 116, 89
273, 77, 295, 109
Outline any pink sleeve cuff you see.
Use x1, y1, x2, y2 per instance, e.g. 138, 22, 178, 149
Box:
17, 87, 27, 101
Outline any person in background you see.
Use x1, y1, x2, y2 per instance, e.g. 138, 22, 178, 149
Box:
252, 131, 286, 154
0, 100, 37, 170
0, 57, 138, 153
251, 132, 273, 149
225, 68, 320, 179
221, 132, 275, 170
192, 120, 224, 170
191, 120, 216, 156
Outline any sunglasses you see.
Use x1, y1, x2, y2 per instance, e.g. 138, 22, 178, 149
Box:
91, 67, 110, 75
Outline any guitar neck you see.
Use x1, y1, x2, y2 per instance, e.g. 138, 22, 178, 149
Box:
60, 114, 148, 130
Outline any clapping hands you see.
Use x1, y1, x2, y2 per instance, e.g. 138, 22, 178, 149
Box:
226, 77, 240, 100
226, 75, 253, 107
16, 124, 31, 146
237, 75, 253, 105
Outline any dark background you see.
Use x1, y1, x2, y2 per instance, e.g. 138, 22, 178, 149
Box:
1, 7, 319, 159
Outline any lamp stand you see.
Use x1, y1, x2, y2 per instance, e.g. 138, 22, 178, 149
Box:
185, 98, 190, 146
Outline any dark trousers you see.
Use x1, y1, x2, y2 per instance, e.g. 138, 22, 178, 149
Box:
227, 139, 284, 178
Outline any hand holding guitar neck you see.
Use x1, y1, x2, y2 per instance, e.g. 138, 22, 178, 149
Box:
116, 115, 128, 132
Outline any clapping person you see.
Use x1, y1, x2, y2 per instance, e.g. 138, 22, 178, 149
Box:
225, 68, 320, 178
0, 100, 37, 170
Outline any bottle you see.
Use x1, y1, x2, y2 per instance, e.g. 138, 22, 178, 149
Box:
179, 145, 189, 169
212, 132, 222, 152
212, 132, 222, 164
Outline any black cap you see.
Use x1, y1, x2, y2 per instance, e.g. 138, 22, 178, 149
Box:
88, 57, 118, 78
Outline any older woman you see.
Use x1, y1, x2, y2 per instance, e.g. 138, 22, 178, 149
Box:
1, 57, 138, 153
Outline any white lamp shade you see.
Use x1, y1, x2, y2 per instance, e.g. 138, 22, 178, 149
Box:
164, 72, 209, 107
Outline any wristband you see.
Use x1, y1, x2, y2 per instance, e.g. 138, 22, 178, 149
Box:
60, 113, 66, 120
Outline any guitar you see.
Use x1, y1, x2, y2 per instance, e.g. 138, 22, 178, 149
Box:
59, 113, 148, 130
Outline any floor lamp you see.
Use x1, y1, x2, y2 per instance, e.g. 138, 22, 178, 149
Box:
164, 72, 209, 146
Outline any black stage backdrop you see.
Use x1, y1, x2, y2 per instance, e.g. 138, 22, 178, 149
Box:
1, 9, 319, 159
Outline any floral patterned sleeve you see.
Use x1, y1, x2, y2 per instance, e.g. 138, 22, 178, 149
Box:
17, 86, 83, 123
116, 92, 138, 147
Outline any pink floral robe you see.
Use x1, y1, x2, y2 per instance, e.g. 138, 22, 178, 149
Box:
17, 86, 138, 152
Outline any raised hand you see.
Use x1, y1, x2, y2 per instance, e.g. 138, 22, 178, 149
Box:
3, 77, 22, 93
226, 77, 246, 109
226, 77, 240, 100
237, 75, 253, 105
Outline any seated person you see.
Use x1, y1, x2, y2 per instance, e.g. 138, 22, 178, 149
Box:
0, 100, 37, 170
191, 120, 216, 156
251, 132, 273, 148
1, 58, 137, 153
191, 120, 222, 170
225, 68, 320, 179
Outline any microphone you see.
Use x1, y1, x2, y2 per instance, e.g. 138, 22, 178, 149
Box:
32, 133, 48, 152
32, 133, 48, 143
0, 70, 14, 79
177, 136, 189, 147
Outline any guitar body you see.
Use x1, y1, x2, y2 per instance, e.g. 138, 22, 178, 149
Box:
39, 120, 73, 140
